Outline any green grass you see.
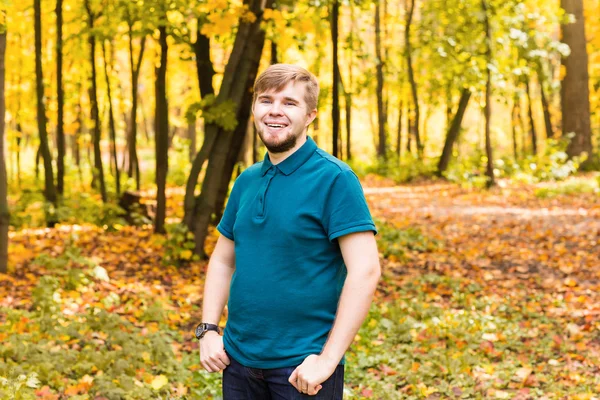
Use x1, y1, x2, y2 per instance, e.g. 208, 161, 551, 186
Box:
5, 260, 599, 399
534, 176, 599, 198
345, 274, 600, 399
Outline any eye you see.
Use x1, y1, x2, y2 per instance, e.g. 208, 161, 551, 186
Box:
260, 99, 272, 104
285, 102, 296, 106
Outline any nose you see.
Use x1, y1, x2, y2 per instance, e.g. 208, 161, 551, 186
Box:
269, 101, 283, 116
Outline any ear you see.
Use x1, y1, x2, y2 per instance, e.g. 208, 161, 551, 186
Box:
305, 109, 317, 127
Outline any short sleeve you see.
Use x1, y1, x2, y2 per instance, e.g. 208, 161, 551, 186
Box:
322, 170, 377, 242
216, 178, 242, 241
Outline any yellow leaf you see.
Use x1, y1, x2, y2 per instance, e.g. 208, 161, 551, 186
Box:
564, 278, 577, 287
150, 375, 168, 390
482, 333, 498, 342
514, 367, 532, 384
180, 250, 193, 260
417, 383, 436, 396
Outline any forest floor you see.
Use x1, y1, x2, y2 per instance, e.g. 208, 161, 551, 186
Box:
2, 175, 600, 399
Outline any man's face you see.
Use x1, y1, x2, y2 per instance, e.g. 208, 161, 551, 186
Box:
252, 81, 317, 154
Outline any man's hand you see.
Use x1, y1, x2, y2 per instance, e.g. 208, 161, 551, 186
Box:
288, 354, 337, 396
199, 331, 230, 372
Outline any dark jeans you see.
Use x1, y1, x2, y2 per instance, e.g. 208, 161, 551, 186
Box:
223, 353, 344, 400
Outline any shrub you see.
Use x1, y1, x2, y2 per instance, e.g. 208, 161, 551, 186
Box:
376, 218, 442, 261
0, 249, 217, 399
534, 176, 599, 198
349, 153, 437, 183
158, 223, 200, 267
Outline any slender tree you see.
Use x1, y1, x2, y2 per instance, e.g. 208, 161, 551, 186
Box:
101, 40, 120, 195
396, 98, 403, 160
0, 20, 8, 273
345, 3, 355, 161
124, 9, 146, 191
56, 0, 65, 195
511, 89, 520, 160
482, 0, 494, 187
525, 78, 537, 154
437, 88, 472, 175
85, 0, 107, 202
537, 62, 554, 139
560, 0, 593, 163
375, 0, 386, 159
154, 23, 169, 234
331, 0, 340, 158
35, 0, 57, 209
405, 0, 421, 155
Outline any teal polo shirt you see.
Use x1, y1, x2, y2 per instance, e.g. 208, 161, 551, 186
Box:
217, 136, 376, 369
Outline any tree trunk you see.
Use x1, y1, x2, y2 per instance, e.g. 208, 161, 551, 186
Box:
561, 0, 593, 162
345, 7, 354, 161
271, 41, 278, 64
35, 144, 41, 180
212, 115, 253, 226
15, 35, 23, 186
331, 0, 340, 158
446, 81, 453, 131
188, 121, 196, 162
0, 30, 8, 273
525, 78, 537, 155
511, 91, 519, 160
127, 23, 145, 192
35, 0, 57, 208
537, 63, 554, 139
540, 81, 553, 140
375, 0, 386, 159
396, 98, 403, 160
343, 74, 352, 161
74, 94, 82, 168
15, 123, 21, 186
406, 105, 413, 154
190, 0, 273, 256
437, 88, 471, 175
183, 28, 217, 231
194, 28, 215, 99
85, 0, 106, 202
102, 40, 120, 195
56, 0, 65, 196
482, 0, 494, 187
154, 24, 169, 234
405, 0, 421, 154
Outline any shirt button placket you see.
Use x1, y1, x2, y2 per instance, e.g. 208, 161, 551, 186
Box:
256, 167, 276, 219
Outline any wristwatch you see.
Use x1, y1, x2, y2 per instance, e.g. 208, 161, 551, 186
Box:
195, 323, 221, 340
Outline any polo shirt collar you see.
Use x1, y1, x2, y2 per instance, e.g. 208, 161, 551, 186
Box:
260, 136, 317, 176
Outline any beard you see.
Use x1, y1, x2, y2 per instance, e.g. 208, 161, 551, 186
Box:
256, 126, 301, 154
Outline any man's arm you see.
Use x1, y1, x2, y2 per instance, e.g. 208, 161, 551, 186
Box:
289, 231, 380, 395
199, 235, 236, 372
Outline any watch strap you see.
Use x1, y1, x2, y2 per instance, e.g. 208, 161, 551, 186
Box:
195, 322, 221, 340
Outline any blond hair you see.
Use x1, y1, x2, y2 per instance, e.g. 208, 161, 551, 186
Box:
253, 64, 319, 112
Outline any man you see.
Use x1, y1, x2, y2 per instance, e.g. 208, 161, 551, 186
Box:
197, 64, 380, 399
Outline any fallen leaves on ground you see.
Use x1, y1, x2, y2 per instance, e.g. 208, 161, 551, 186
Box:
1, 177, 599, 399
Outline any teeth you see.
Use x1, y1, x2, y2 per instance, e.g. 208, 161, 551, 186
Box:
267, 124, 285, 128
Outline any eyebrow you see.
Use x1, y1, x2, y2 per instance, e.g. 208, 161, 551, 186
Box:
257, 94, 300, 104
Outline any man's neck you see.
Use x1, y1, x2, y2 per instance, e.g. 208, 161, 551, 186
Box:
268, 134, 307, 165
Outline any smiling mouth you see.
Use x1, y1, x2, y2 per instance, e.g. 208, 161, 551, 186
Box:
266, 123, 287, 128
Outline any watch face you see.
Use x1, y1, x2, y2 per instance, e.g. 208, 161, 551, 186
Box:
195, 323, 206, 339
